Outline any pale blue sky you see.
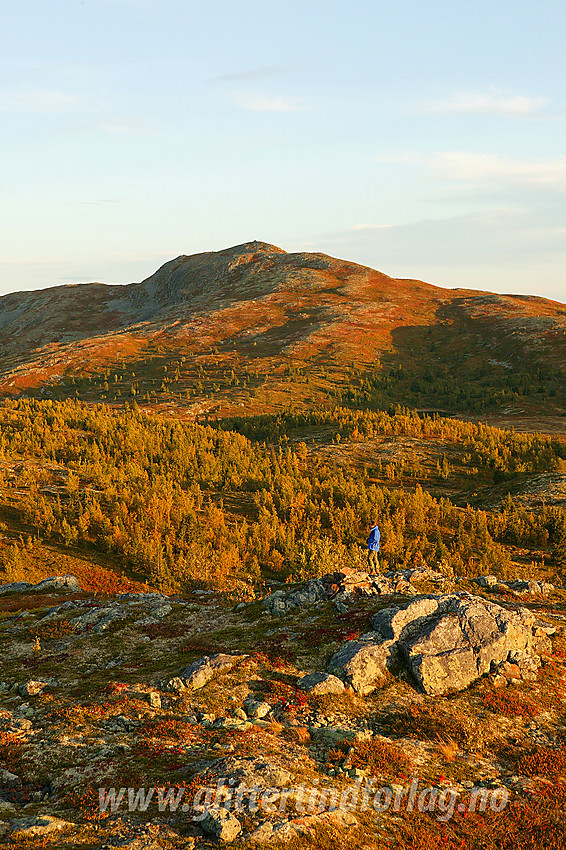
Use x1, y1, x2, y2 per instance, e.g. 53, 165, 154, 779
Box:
1, 0, 565, 300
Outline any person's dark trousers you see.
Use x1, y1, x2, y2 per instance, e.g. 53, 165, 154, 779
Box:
367, 550, 379, 571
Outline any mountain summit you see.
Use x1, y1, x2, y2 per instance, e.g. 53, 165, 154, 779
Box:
0, 242, 564, 419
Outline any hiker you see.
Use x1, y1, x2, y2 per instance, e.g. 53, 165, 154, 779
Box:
367, 521, 381, 570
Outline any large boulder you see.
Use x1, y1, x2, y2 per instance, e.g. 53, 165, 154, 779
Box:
328, 593, 553, 696
200, 810, 242, 842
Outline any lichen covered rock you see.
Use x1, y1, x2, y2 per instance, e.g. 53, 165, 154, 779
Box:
328, 593, 553, 695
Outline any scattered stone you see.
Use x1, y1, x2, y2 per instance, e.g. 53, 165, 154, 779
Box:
200, 809, 242, 842
19, 680, 49, 698
262, 567, 446, 616
506, 579, 555, 596
147, 691, 162, 710
473, 576, 556, 596
244, 698, 271, 719
0, 769, 19, 787
249, 808, 358, 842
115, 592, 170, 604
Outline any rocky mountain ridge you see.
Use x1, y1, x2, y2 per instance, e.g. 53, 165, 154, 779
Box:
1, 241, 564, 421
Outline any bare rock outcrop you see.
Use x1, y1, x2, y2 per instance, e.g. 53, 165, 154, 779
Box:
473, 575, 556, 596
0, 575, 81, 596
263, 566, 444, 616
327, 593, 554, 696
175, 653, 248, 691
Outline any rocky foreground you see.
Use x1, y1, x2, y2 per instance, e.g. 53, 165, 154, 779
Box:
0, 568, 565, 849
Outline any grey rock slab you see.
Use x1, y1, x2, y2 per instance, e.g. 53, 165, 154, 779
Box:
0, 582, 31, 596
371, 596, 455, 641
410, 646, 478, 695
0, 802, 16, 817
0, 770, 19, 788
310, 726, 372, 745
148, 604, 172, 618
208, 757, 292, 789
533, 619, 556, 636
9, 816, 74, 838
33, 575, 81, 592
296, 672, 345, 695
244, 699, 271, 719
474, 575, 499, 588
327, 638, 397, 695
147, 692, 161, 710
181, 653, 248, 690
403, 613, 468, 657
0, 575, 81, 596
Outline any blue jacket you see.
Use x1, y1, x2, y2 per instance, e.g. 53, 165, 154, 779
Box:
367, 525, 381, 552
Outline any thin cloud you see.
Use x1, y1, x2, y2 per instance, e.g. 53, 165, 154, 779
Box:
77, 199, 122, 206
232, 92, 302, 112
0, 89, 80, 112
350, 223, 395, 231
420, 89, 549, 115
427, 152, 566, 187
214, 66, 290, 82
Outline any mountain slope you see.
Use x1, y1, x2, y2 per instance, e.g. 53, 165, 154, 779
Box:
1, 241, 565, 420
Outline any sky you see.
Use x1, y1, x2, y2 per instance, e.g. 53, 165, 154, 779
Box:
1, 0, 565, 301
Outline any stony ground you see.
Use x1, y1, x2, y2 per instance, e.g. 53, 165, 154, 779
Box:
0, 570, 565, 849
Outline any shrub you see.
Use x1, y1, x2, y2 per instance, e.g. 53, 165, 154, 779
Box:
351, 738, 413, 775
481, 687, 539, 720
141, 716, 197, 743
395, 782, 566, 850
517, 746, 566, 779
377, 702, 479, 749
326, 736, 412, 777
30, 619, 75, 641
